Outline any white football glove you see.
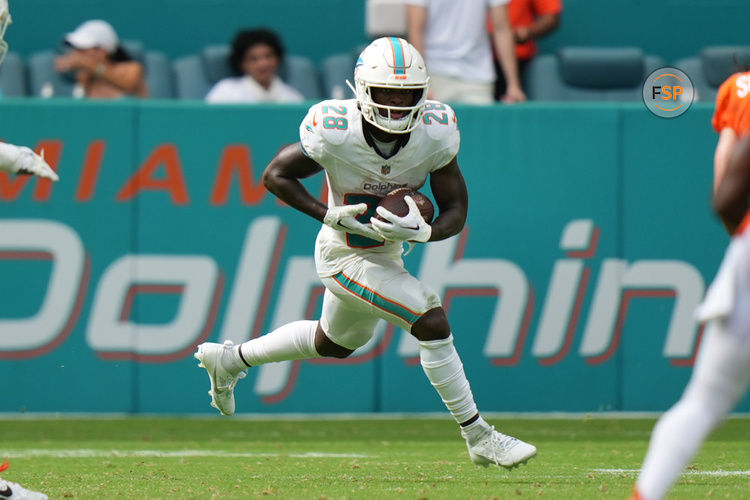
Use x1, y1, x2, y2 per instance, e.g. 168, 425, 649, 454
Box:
16, 148, 59, 181
324, 203, 383, 241
370, 196, 432, 243
0, 144, 59, 181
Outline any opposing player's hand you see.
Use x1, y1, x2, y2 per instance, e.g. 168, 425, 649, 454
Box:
15, 147, 59, 181
324, 203, 383, 241
371, 196, 432, 243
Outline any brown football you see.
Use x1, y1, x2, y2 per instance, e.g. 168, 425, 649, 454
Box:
376, 187, 435, 224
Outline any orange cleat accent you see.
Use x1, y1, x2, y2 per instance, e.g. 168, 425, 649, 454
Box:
627, 486, 646, 500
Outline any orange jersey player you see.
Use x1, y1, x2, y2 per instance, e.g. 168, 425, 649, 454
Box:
630, 90, 750, 500
712, 70, 750, 197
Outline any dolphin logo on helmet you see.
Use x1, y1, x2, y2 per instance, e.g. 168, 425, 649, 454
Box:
347, 37, 430, 134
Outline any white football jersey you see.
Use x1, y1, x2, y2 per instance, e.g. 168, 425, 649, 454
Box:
299, 98, 460, 276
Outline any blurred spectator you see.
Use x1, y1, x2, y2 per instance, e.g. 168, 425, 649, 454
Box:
54, 20, 148, 99
406, 0, 525, 104
493, 0, 562, 99
205, 28, 304, 104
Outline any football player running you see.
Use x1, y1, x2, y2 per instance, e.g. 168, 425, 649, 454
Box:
0, 3, 53, 499
630, 71, 750, 500
0, 459, 47, 500
196, 37, 537, 470
0, 1, 57, 183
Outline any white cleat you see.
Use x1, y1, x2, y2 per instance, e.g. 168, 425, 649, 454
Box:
465, 427, 537, 469
194, 340, 247, 416
0, 477, 49, 500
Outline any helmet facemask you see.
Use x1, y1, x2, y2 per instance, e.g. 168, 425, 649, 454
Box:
348, 37, 430, 135
357, 82, 427, 134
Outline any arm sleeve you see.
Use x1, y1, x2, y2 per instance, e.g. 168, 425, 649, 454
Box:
0, 142, 22, 174
299, 103, 326, 163
426, 103, 461, 172
533, 0, 563, 15
713, 76, 736, 133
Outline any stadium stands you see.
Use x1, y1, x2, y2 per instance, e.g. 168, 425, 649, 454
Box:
321, 52, 356, 100
26, 40, 173, 98
173, 44, 321, 100
27, 50, 76, 97
525, 47, 664, 101
0, 52, 28, 97
675, 46, 750, 102
280, 55, 322, 100
120, 40, 175, 99
7, 42, 750, 102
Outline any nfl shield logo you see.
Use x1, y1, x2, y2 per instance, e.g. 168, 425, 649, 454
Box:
381, 164, 391, 175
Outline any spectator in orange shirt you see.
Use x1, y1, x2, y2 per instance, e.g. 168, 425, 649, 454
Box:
493, 0, 562, 100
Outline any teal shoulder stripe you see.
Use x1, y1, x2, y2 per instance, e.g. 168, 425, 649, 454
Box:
388, 37, 406, 75
334, 272, 420, 325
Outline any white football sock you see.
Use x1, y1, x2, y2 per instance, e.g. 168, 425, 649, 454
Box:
238, 320, 321, 366
459, 416, 492, 445
637, 323, 750, 500
418, 335, 485, 438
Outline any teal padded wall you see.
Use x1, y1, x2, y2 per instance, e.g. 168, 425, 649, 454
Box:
0, 100, 743, 414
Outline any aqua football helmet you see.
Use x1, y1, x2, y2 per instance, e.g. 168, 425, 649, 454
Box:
0, 0, 10, 65
349, 37, 429, 134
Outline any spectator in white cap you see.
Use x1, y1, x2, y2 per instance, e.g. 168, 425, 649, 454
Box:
54, 19, 148, 98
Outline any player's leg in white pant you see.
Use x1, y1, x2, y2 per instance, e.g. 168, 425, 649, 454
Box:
326, 254, 537, 469
0, 460, 48, 500
414, 308, 537, 469
238, 320, 322, 365
195, 320, 321, 416
196, 288, 382, 415
220, 286, 377, 368
316, 287, 383, 353
636, 321, 750, 500
0, 477, 49, 500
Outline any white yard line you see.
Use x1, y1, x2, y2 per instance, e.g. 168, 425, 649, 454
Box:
592, 468, 750, 477
1, 449, 372, 459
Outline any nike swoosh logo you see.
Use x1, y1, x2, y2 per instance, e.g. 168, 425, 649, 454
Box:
0, 485, 13, 498
312, 113, 318, 126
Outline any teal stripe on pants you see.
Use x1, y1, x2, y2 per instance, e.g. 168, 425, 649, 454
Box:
333, 271, 420, 325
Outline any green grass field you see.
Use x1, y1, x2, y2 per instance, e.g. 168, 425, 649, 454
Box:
0, 416, 748, 499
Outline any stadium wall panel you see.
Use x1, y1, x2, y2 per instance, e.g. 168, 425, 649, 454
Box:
1, 100, 744, 414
